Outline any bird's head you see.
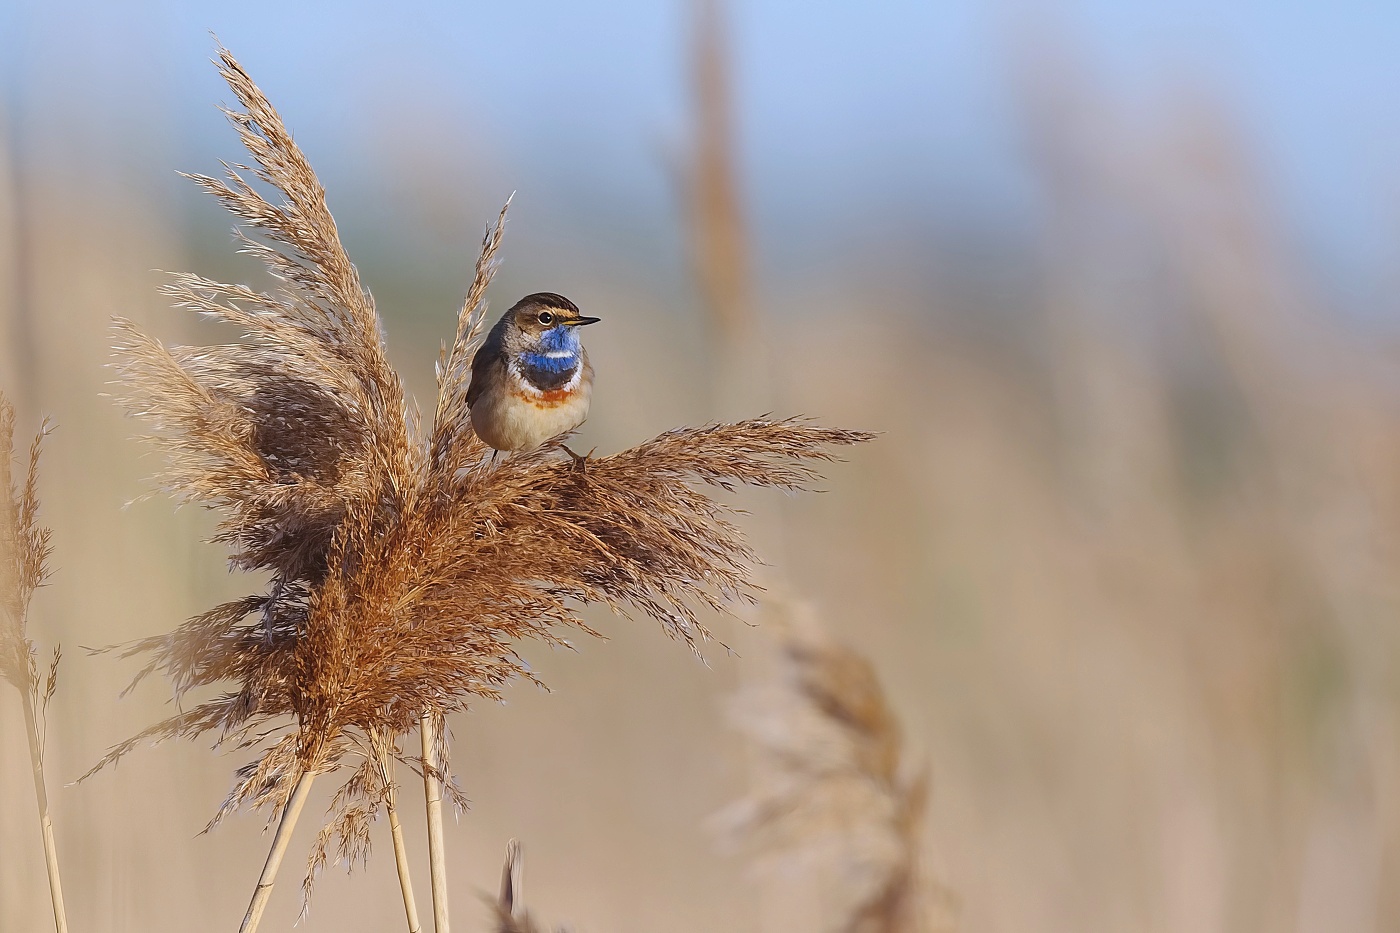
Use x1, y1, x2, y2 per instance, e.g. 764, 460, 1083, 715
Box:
503, 293, 600, 355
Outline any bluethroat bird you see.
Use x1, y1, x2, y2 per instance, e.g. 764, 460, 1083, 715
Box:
467, 292, 600, 456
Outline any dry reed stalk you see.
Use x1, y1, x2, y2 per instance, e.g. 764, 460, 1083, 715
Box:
0, 393, 68, 933
421, 711, 449, 933
686, 0, 753, 352
377, 728, 422, 933
88, 43, 870, 929
386, 792, 422, 933
242, 769, 316, 932
717, 600, 954, 933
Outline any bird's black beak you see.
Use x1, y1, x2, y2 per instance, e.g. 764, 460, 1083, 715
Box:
568, 316, 601, 326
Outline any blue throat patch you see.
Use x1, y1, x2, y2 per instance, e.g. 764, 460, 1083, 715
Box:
518, 326, 581, 389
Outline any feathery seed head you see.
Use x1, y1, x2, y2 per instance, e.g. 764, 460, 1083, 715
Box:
716, 601, 952, 933
96, 43, 873, 901
0, 393, 55, 695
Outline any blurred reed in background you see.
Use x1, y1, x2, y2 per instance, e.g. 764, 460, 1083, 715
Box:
1, 392, 68, 933
2, 5, 1399, 933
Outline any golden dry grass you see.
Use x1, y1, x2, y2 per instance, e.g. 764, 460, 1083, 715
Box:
0, 391, 68, 933
2, 14, 1396, 933
0, 394, 54, 697
80, 44, 870, 924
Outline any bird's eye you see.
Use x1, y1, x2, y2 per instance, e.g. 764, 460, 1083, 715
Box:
537, 311, 554, 325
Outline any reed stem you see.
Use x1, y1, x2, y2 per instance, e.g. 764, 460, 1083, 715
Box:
239, 769, 316, 933
421, 712, 450, 933
21, 687, 68, 933
386, 791, 422, 933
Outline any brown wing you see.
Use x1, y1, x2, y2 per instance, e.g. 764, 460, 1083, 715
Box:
466, 340, 506, 409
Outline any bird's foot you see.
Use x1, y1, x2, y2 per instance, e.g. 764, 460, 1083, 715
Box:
561, 444, 595, 472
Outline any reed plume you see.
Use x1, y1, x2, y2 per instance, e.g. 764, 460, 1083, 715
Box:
0, 392, 68, 933
89, 44, 870, 930
717, 600, 954, 933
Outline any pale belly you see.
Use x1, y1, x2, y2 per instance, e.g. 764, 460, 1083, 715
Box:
470, 384, 592, 452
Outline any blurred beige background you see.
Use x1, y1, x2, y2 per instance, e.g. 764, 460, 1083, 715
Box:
4, 2, 1400, 931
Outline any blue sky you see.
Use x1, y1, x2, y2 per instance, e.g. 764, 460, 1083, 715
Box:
2, 1, 1399, 316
